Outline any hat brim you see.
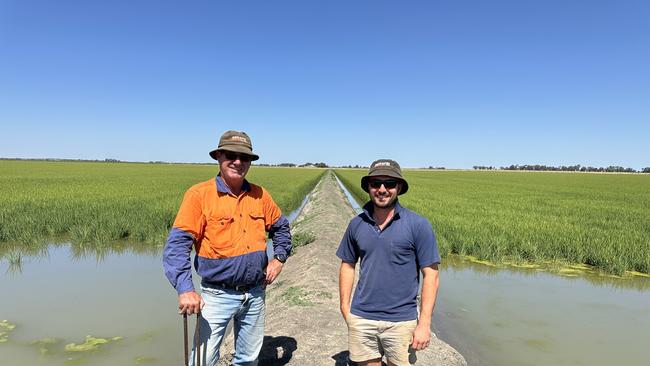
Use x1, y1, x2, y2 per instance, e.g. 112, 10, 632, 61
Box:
209, 146, 259, 161
361, 174, 409, 195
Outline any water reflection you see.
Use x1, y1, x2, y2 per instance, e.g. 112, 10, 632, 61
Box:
1, 243, 49, 275
444, 255, 650, 291
0, 244, 181, 366
68, 241, 161, 262
4, 249, 24, 275
0, 241, 161, 273
436, 256, 650, 366
333, 173, 362, 214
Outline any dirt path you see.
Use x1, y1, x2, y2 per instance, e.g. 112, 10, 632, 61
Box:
219, 170, 466, 365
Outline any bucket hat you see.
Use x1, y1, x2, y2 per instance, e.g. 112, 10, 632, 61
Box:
361, 159, 409, 195
209, 130, 260, 161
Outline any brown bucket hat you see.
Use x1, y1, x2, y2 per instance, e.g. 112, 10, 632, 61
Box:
361, 159, 409, 195
209, 130, 260, 161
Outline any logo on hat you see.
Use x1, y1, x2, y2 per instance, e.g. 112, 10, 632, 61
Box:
230, 136, 248, 143
373, 161, 391, 167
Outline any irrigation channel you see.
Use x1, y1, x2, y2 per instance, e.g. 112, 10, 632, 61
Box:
0, 172, 648, 365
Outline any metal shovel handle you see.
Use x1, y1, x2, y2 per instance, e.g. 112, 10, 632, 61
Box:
183, 312, 201, 366
195, 312, 201, 366
183, 313, 189, 366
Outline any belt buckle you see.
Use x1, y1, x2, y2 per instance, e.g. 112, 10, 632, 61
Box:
235, 284, 248, 292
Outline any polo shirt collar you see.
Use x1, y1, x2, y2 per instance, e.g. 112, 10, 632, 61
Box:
362, 200, 403, 223
216, 174, 251, 194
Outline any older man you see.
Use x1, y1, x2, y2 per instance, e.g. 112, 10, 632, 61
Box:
164, 130, 291, 366
337, 159, 440, 366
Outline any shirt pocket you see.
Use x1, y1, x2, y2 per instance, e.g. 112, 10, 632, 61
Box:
390, 240, 414, 265
205, 215, 234, 250
248, 211, 267, 244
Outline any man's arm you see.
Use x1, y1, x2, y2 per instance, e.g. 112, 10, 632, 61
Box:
339, 261, 356, 320
411, 263, 439, 350
266, 215, 291, 284
163, 188, 206, 315
163, 228, 204, 315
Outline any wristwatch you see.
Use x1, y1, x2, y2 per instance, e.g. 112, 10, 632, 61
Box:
273, 254, 287, 263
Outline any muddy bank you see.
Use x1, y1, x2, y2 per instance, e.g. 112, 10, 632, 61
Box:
219, 170, 466, 365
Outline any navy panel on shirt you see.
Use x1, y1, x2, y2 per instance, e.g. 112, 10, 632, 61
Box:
336, 201, 440, 321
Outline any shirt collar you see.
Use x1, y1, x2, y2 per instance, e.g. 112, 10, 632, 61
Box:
216, 174, 251, 194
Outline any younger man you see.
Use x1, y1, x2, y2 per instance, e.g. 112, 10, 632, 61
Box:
337, 159, 440, 366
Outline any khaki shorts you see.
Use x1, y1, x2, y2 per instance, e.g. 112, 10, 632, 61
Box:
347, 313, 417, 365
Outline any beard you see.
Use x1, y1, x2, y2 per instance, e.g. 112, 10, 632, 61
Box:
372, 194, 398, 209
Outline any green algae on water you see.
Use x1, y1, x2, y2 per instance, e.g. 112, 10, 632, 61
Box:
0, 320, 17, 343
64, 335, 123, 352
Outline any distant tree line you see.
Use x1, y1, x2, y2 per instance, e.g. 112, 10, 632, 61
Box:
3, 158, 647, 173
338, 164, 367, 169
472, 164, 650, 173
256, 162, 329, 168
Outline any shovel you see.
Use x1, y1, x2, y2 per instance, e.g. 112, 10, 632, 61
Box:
183, 312, 201, 366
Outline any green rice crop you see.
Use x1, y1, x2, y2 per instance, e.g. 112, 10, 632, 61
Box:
335, 169, 650, 275
0, 160, 323, 246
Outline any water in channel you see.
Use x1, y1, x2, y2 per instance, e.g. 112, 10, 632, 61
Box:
333, 173, 650, 366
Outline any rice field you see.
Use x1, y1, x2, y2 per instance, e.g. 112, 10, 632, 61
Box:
335, 169, 650, 275
0, 160, 324, 246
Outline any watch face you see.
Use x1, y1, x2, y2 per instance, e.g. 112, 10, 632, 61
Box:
275, 254, 286, 263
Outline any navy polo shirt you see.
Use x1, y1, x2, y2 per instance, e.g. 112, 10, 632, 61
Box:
336, 201, 440, 322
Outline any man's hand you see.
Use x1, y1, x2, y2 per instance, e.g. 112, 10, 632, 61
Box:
265, 258, 284, 284
410, 323, 431, 351
339, 261, 356, 322
178, 291, 204, 315
340, 305, 351, 321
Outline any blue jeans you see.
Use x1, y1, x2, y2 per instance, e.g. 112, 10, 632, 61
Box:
190, 284, 266, 366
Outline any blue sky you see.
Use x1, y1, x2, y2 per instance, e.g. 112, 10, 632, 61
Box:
1, 0, 648, 168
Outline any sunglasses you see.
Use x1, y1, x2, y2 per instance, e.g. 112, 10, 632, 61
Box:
224, 152, 252, 163
369, 179, 399, 189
